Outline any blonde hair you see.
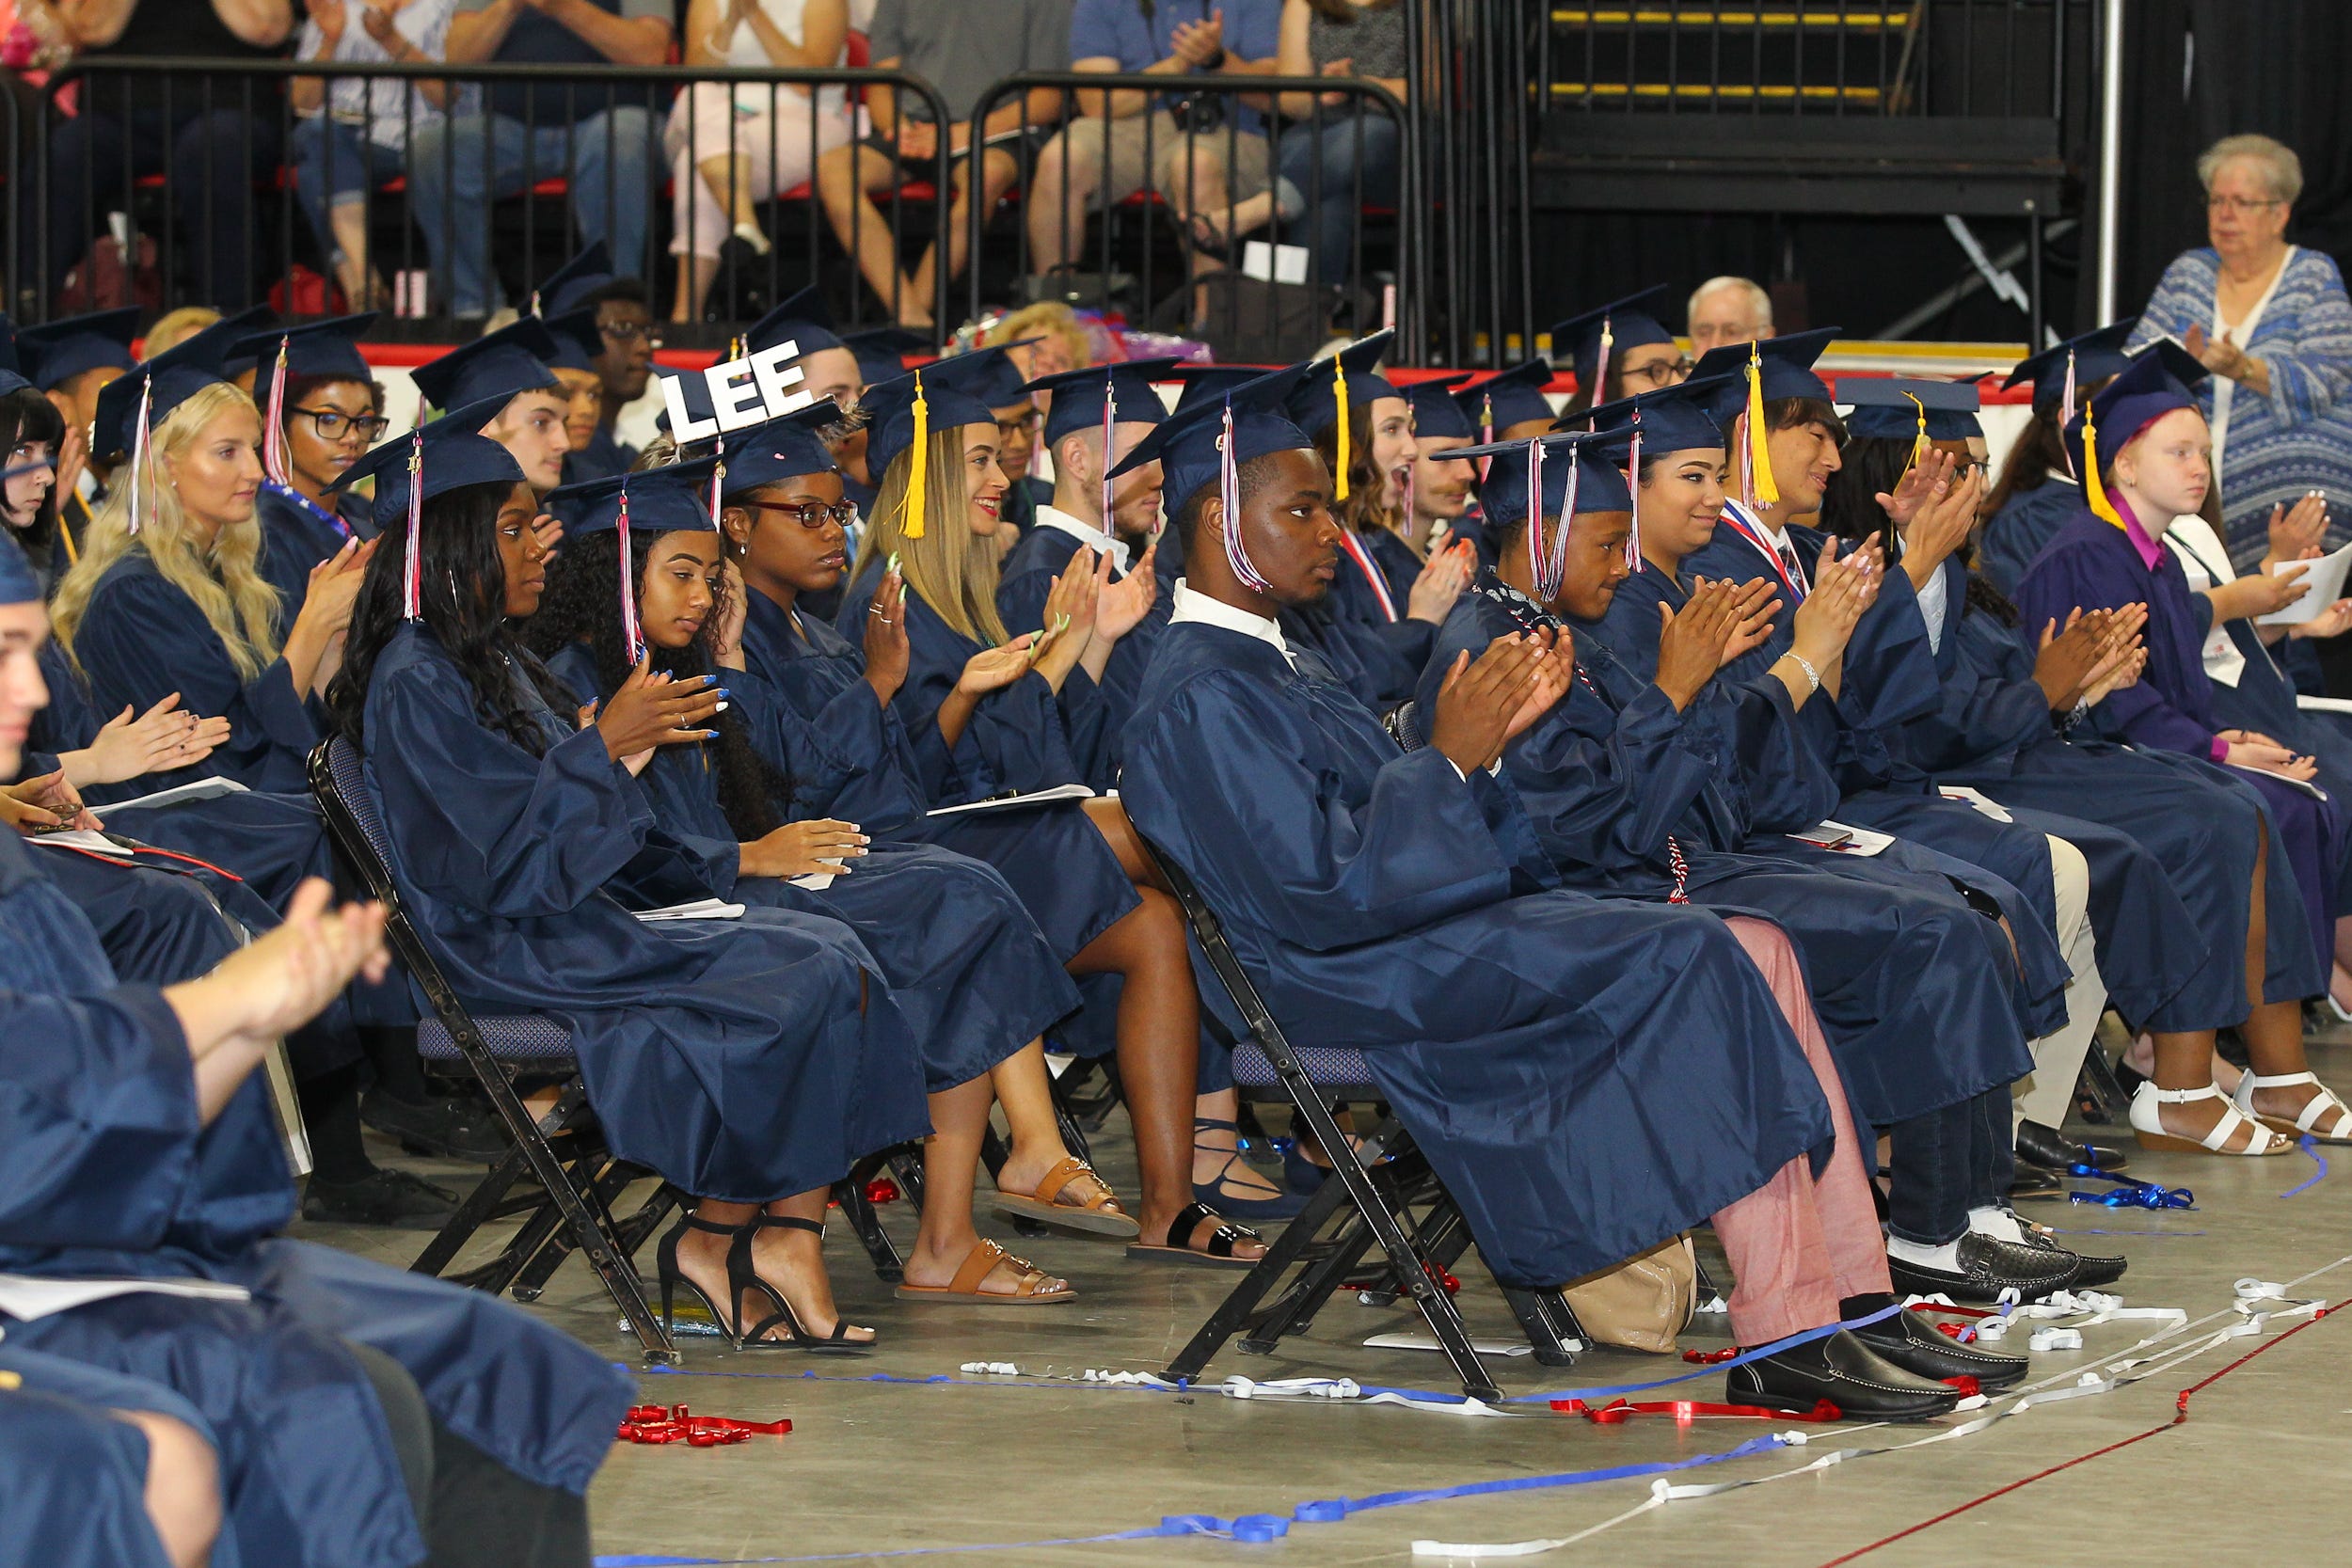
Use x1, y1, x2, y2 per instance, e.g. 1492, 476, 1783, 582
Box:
984, 302, 1090, 375
850, 425, 1009, 647
2198, 134, 2302, 205
141, 307, 223, 358
52, 382, 281, 680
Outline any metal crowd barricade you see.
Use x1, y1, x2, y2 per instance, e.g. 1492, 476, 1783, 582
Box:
960, 71, 1421, 365
23, 56, 953, 334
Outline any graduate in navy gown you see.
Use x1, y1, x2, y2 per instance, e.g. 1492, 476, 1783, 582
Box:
1112, 370, 1968, 1419
0, 366, 75, 596
717, 403, 1277, 1263
1283, 332, 1475, 706
527, 457, 1133, 1303
544, 307, 628, 485
994, 356, 1179, 790
1549, 286, 1690, 414
1828, 376, 2332, 1156
408, 315, 576, 500
0, 1348, 221, 1568
1420, 425, 2100, 1308
2014, 346, 2352, 1152
231, 313, 385, 616
1978, 323, 2142, 594
13, 307, 142, 582
326, 420, 947, 1351
0, 533, 632, 1568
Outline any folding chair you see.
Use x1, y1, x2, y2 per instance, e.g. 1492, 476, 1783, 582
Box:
310, 736, 684, 1365
1137, 837, 1587, 1402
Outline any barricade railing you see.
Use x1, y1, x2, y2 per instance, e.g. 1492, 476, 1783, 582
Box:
959, 71, 1418, 365
21, 56, 954, 335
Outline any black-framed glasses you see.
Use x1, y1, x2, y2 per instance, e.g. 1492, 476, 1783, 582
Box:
291, 407, 390, 443
740, 499, 856, 531
599, 320, 661, 347
1623, 356, 1695, 388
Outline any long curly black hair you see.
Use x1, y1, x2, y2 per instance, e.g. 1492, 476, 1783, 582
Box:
1820, 433, 2021, 627
326, 480, 578, 754
1, 388, 68, 578
519, 529, 794, 838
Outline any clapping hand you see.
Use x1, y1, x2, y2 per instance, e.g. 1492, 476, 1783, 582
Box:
862, 568, 913, 705
1428, 631, 1565, 775
1789, 534, 1882, 671
1718, 576, 1781, 662
358, 2, 401, 47
1406, 536, 1475, 625
1653, 578, 1741, 710
596, 657, 723, 771
2184, 325, 2255, 383
77, 694, 232, 785
2266, 492, 2329, 565
1874, 447, 1958, 530
1169, 8, 1224, 67
1093, 545, 1158, 642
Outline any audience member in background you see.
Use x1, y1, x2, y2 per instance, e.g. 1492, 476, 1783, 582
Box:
22, 0, 292, 310
666, 0, 851, 323
2130, 135, 2352, 573
1551, 287, 1689, 414
1030, 0, 1282, 292
410, 0, 672, 320
1687, 274, 1775, 356
233, 314, 386, 612
815, 0, 1070, 330
19, 307, 138, 558
290, 0, 465, 312
1266, 0, 1403, 287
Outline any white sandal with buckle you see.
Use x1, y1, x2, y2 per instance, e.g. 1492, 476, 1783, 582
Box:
2127, 1082, 2291, 1155
2231, 1069, 2352, 1144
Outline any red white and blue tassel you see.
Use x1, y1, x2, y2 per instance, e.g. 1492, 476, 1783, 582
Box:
400, 431, 424, 620
1219, 399, 1269, 594
617, 478, 645, 664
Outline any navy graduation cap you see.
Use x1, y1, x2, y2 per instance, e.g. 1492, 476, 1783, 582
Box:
2005, 319, 2140, 413
1027, 356, 1178, 448
717, 402, 844, 497
939, 341, 1037, 413
743, 286, 843, 358
860, 362, 1000, 537
1170, 363, 1265, 417
1836, 375, 1982, 446
545, 455, 723, 660
2067, 342, 2208, 532
1403, 372, 1474, 441
533, 241, 613, 318
1579, 372, 1737, 451
543, 308, 604, 374
1287, 330, 1399, 504
1688, 326, 1839, 508
236, 312, 379, 430
1110, 364, 1311, 594
842, 326, 930, 388
331, 412, 527, 620
17, 307, 139, 393
1549, 286, 1675, 400
92, 325, 232, 465
410, 316, 564, 412
1452, 356, 1556, 439
1434, 431, 1631, 597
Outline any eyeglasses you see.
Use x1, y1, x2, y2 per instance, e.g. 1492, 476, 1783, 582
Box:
598, 320, 661, 347
740, 499, 857, 531
995, 410, 1041, 439
2206, 196, 2283, 215
291, 407, 390, 443
1623, 356, 1695, 388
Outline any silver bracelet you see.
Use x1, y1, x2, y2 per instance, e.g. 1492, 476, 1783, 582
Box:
1787, 652, 1821, 693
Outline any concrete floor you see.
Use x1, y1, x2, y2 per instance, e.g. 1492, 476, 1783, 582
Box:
306, 1034, 2352, 1567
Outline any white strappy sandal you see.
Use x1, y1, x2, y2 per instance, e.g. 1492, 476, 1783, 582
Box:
2127, 1082, 2292, 1155
2231, 1069, 2352, 1145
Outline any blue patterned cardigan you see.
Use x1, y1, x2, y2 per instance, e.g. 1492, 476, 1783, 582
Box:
2129, 245, 2352, 569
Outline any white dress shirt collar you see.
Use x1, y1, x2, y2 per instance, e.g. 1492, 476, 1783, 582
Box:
1170, 578, 1295, 668
1033, 505, 1131, 574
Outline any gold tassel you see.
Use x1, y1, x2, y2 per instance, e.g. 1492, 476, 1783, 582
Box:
904, 371, 930, 540
1744, 344, 1779, 506
2081, 397, 2122, 529
1902, 389, 1929, 471
1332, 359, 1351, 503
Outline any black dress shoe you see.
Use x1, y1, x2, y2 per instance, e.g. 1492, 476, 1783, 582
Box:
1885, 1230, 2081, 1305
360, 1090, 511, 1163
1727, 1331, 1959, 1422
1851, 1307, 2029, 1391
2010, 1214, 2127, 1289
2009, 1161, 2062, 1201
2017, 1119, 2129, 1175
301, 1168, 461, 1228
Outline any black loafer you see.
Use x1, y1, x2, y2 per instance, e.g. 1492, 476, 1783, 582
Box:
1851, 1307, 2029, 1391
2016, 1119, 2128, 1175
1727, 1330, 1959, 1422
1885, 1230, 2081, 1305
301, 1168, 460, 1228
2010, 1213, 2127, 1289
2009, 1161, 2062, 1201
360, 1090, 511, 1163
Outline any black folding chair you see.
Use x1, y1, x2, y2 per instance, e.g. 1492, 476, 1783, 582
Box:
1137, 836, 1586, 1402
310, 736, 685, 1365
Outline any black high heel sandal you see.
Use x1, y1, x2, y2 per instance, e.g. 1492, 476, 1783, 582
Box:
656, 1211, 765, 1349
737, 1215, 874, 1355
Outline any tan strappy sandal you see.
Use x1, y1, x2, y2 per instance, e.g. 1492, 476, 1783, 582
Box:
991, 1155, 1139, 1238
893, 1239, 1076, 1307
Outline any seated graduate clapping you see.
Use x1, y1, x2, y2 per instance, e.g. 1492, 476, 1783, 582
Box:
1109, 367, 1968, 1419
523, 454, 1131, 1306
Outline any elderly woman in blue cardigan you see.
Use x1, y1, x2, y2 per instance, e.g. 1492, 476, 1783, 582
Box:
2130, 133, 2352, 570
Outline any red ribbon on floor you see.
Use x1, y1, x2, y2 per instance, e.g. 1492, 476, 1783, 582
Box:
616, 1403, 792, 1447
1551, 1396, 1844, 1424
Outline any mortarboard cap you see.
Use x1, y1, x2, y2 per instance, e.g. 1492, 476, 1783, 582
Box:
1434, 431, 1630, 598
329, 408, 525, 531
238, 312, 378, 416
1579, 373, 1736, 452
1452, 356, 1557, 437
543, 308, 604, 374
546, 454, 723, 543
2005, 319, 2139, 411
1549, 287, 1676, 398
410, 317, 564, 412
841, 326, 930, 388
1029, 356, 1178, 448
534, 241, 615, 318
92, 326, 233, 462
862, 363, 1000, 486
936, 341, 1037, 413
744, 286, 843, 358
1170, 363, 1265, 417
1286, 330, 1399, 438
1402, 372, 1475, 441
717, 402, 844, 497
1837, 375, 1982, 444
2066, 342, 2208, 531
1690, 326, 1839, 404
17, 307, 139, 393
1110, 364, 1312, 528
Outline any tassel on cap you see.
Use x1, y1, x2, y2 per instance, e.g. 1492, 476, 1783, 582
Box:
903, 370, 930, 540
708, 459, 725, 529
2058, 348, 2079, 480
1523, 440, 1545, 598
1331, 359, 1351, 503
1549, 447, 1578, 597
1478, 394, 1495, 483
401, 431, 424, 621
1218, 398, 1269, 594
1901, 389, 1930, 471
1593, 315, 1613, 404
261, 335, 292, 486
1099, 368, 1116, 529
616, 477, 645, 663
125, 377, 153, 537
1743, 342, 1779, 507
2081, 397, 2122, 529
1624, 415, 1644, 572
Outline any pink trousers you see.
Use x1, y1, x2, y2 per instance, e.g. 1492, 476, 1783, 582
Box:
1709, 916, 1894, 1345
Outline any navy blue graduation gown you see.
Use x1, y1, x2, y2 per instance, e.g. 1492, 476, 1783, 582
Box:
1426, 579, 2034, 1128
0, 1350, 210, 1568
1892, 558, 2285, 1028
546, 643, 1080, 1091
995, 522, 1165, 791
1589, 550, 2074, 1035
1002, 474, 1052, 534
69, 552, 319, 796
253, 483, 366, 618
358, 624, 930, 1199
1976, 475, 2082, 596
1322, 527, 1432, 706
0, 829, 631, 1568
1121, 615, 1835, 1287
2015, 509, 2352, 982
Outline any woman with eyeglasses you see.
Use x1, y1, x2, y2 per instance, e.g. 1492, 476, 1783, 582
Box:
230, 316, 392, 617
2130, 134, 2352, 575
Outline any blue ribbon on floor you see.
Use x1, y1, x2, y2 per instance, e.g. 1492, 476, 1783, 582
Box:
2281, 1135, 2329, 1199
